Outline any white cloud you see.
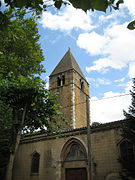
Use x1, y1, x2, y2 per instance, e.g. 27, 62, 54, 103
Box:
104, 23, 135, 61
80, 23, 135, 73
99, 14, 116, 22
99, 7, 125, 23
44, 76, 49, 89
86, 58, 111, 73
124, 0, 135, 17
43, 0, 53, 6
45, 82, 49, 89
40, 5, 94, 32
87, 77, 111, 88
114, 77, 126, 87
128, 63, 135, 78
76, 0, 135, 74
90, 88, 131, 123
86, 77, 95, 84
99, 0, 135, 22
77, 32, 108, 55
90, 80, 133, 123
49, 34, 61, 44
114, 77, 125, 83
125, 80, 133, 93
97, 78, 111, 85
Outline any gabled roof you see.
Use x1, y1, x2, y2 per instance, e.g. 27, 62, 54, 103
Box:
50, 49, 86, 80
20, 120, 124, 144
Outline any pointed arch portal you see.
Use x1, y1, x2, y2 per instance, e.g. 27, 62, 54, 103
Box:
61, 138, 88, 180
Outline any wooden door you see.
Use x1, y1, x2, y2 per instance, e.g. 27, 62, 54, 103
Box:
65, 168, 87, 180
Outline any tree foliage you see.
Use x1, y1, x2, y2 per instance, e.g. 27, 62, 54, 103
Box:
120, 78, 135, 179
0, 101, 12, 180
0, 8, 45, 77
1, 0, 134, 30
0, 9, 66, 180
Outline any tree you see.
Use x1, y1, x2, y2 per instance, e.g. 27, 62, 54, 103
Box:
0, 8, 45, 78
0, 101, 12, 180
0, 9, 66, 180
120, 78, 135, 179
1, 0, 134, 30
92, 122, 101, 127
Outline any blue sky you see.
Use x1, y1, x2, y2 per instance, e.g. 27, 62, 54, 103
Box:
2, 0, 135, 124
37, 0, 135, 124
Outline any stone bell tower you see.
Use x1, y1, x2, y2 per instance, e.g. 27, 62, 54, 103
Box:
49, 49, 90, 129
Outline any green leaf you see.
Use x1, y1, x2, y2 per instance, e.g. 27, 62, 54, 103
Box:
69, 0, 108, 12
91, 0, 108, 12
54, 0, 62, 9
43, 4, 46, 9
127, 20, 135, 30
116, 0, 124, 9
69, 0, 91, 12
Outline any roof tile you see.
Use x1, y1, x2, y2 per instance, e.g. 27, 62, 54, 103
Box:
50, 49, 86, 80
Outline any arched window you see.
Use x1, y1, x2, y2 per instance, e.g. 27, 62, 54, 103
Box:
57, 75, 65, 86
31, 152, 40, 174
61, 138, 87, 162
65, 143, 86, 161
120, 141, 134, 161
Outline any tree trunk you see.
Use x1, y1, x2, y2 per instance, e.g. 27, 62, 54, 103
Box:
6, 105, 27, 180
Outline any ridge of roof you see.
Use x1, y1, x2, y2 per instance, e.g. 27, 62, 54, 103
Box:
20, 120, 124, 144
22, 119, 124, 139
50, 49, 86, 80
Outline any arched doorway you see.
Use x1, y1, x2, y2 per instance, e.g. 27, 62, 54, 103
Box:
61, 138, 88, 180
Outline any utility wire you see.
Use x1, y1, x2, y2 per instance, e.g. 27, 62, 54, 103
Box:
60, 93, 131, 110
91, 93, 130, 101
61, 101, 86, 110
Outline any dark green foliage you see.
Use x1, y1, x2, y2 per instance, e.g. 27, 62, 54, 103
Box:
0, 9, 66, 179
0, 75, 65, 133
0, 140, 10, 180
0, 8, 45, 78
0, 101, 12, 180
127, 20, 135, 30
0, 0, 127, 30
91, 122, 101, 127
120, 78, 135, 179
2, 0, 134, 31
119, 158, 135, 180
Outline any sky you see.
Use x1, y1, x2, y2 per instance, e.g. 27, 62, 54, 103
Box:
37, 0, 135, 124
2, 0, 135, 124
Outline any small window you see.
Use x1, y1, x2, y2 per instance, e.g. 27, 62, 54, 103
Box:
120, 141, 134, 161
62, 75, 65, 85
31, 152, 40, 174
57, 77, 61, 86
81, 82, 84, 90
57, 76, 65, 86
80, 79, 84, 90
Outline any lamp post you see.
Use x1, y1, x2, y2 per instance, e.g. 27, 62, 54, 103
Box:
86, 95, 92, 180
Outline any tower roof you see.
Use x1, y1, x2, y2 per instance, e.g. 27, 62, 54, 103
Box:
50, 49, 86, 80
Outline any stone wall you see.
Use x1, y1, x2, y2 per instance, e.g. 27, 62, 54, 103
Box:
49, 70, 90, 129
13, 124, 122, 180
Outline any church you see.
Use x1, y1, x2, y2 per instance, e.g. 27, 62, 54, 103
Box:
13, 49, 129, 180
